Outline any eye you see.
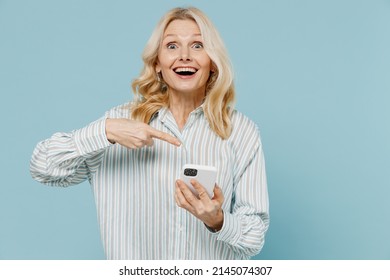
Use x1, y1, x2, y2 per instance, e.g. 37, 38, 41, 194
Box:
192, 42, 203, 49
166, 43, 177, 50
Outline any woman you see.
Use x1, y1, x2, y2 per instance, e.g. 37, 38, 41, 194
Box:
30, 7, 269, 260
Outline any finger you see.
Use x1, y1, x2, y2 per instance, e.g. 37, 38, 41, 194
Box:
176, 179, 199, 205
175, 181, 195, 212
212, 184, 224, 203
174, 191, 180, 205
145, 137, 154, 147
149, 127, 181, 147
175, 183, 186, 207
190, 179, 211, 200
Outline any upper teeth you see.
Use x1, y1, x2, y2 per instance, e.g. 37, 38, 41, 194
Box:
175, 67, 196, 73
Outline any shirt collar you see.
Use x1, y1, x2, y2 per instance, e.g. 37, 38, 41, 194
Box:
155, 104, 204, 123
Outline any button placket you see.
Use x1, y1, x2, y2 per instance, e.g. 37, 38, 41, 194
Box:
158, 107, 201, 259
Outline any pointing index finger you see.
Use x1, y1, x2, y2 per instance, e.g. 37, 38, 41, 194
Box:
149, 127, 181, 147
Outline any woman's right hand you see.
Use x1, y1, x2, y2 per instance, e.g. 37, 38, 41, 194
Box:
105, 118, 181, 149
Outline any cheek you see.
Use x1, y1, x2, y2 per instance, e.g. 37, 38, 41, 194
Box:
199, 56, 212, 72
156, 54, 169, 71
201, 62, 212, 77
159, 51, 177, 67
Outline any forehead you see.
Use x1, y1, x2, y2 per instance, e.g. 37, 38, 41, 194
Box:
163, 19, 201, 38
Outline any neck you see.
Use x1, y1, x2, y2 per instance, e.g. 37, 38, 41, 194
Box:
168, 91, 205, 130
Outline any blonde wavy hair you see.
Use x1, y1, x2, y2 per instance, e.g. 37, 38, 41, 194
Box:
131, 7, 235, 139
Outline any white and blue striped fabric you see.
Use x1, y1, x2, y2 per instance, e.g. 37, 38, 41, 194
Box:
30, 103, 269, 259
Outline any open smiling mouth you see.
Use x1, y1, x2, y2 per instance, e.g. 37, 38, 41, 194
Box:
174, 67, 198, 76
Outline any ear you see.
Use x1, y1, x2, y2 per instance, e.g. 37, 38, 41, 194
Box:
155, 61, 161, 73
210, 61, 217, 73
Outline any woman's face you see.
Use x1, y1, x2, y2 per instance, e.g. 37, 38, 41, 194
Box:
156, 19, 212, 97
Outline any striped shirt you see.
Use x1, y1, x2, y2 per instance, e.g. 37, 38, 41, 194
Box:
30, 103, 269, 259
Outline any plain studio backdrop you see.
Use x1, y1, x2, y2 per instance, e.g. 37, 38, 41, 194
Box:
0, 0, 389, 260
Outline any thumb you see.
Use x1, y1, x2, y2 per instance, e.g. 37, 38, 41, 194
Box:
212, 184, 224, 202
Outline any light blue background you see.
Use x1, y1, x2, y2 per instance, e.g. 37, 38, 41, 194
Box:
1, 0, 389, 259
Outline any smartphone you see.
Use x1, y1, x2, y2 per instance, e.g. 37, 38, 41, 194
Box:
180, 164, 217, 198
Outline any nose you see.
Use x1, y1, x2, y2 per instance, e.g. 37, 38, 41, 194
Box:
179, 47, 191, 61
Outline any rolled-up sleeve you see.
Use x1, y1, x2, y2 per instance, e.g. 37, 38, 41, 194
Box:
30, 117, 112, 187
214, 117, 270, 258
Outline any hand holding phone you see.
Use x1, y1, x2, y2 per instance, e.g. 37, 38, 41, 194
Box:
180, 164, 217, 198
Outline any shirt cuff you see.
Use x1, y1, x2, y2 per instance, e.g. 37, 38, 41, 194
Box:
215, 211, 241, 245
73, 118, 113, 156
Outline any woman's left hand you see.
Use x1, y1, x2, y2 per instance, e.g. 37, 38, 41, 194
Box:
175, 179, 224, 232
